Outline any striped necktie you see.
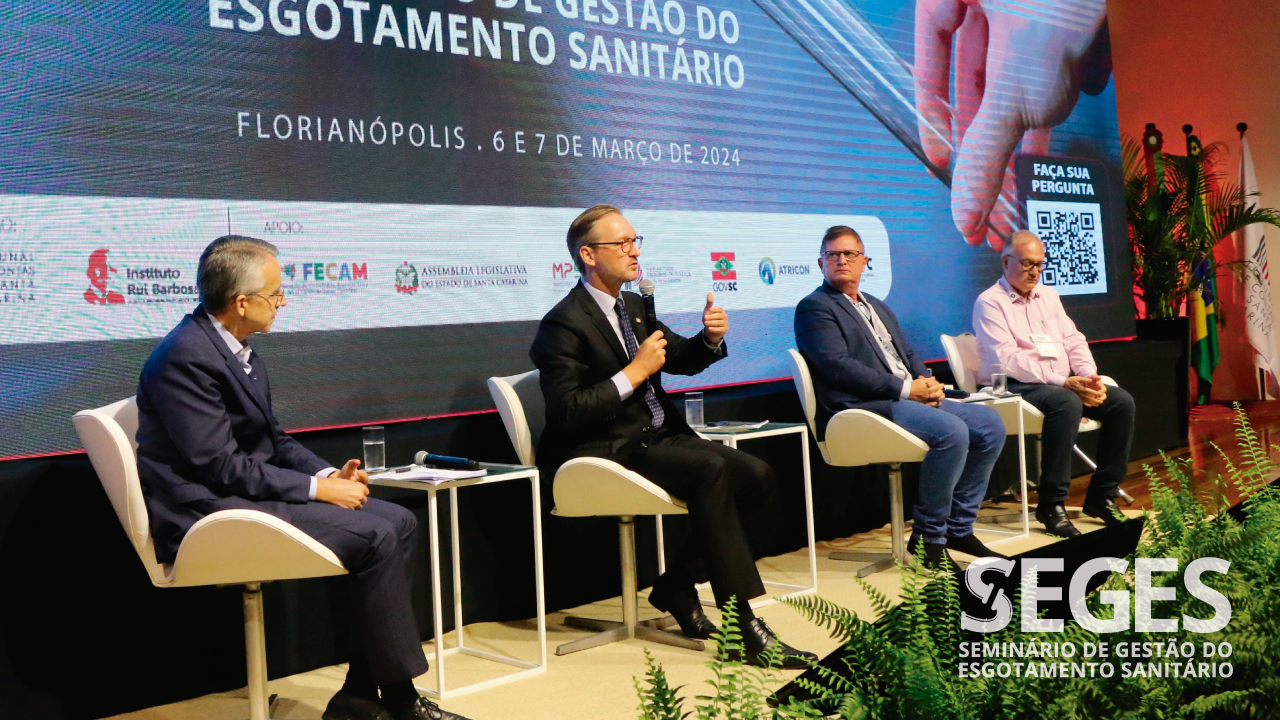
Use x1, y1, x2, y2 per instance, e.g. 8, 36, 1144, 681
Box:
615, 297, 665, 428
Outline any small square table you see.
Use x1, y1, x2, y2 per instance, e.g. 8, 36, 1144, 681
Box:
369, 462, 546, 699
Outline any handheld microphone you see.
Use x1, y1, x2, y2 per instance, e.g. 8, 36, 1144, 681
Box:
413, 450, 481, 471
638, 278, 658, 336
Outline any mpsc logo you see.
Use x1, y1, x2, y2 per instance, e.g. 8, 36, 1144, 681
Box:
552, 262, 575, 280
395, 262, 419, 294
84, 248, 125, 305
711, 252, 737, 292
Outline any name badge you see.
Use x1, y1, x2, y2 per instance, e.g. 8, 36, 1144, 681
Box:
1030, 333, 1060, 359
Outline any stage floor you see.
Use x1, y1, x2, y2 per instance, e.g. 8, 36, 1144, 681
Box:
107, 401, 1278, 720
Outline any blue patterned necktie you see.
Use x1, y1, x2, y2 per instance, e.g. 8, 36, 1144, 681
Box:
615, 297, 665, 428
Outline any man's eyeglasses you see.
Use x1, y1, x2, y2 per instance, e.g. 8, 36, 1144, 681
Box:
253, 292, 286, 307
1017, 259, 1046, 271
821, 250, 868, 264
587, 236, 643, 253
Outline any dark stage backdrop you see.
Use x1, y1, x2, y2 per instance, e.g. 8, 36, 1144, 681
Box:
0, 339, 1183, 720
1, 0, 1132, 457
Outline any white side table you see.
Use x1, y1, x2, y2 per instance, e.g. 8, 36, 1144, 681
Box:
370, 463, 547, 699
961, 394, 1031, 545
654, 422, 817, 610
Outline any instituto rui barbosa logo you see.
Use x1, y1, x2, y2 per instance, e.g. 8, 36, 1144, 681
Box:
957, 556, 1233, 680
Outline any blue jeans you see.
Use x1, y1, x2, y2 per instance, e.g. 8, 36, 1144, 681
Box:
890, 399, 1005, 544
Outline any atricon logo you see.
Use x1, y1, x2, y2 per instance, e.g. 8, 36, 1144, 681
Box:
84, 248, 196, 304
759, 257, 812, 285
711, 252, 737, 292
759, 257, 776, 285
395, 262, 419, 294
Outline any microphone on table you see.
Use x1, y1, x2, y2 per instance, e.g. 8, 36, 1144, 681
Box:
638, 278, 658, 336
413, 450, 481, 471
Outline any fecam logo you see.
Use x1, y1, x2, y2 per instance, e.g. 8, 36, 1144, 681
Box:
711, 252, 737, 292
281, 263, 297, 280
758, 257, 776, 285
84, 249, 125, 305
395, 262, 419, 294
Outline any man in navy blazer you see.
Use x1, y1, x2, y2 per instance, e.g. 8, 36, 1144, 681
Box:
793, 226, 1006, 570
136, 236, 466, 720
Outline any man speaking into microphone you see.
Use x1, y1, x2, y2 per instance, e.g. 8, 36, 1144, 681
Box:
530, 205, 815, 667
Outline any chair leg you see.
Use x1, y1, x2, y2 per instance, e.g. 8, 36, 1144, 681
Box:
243, 583, 271, 720
830, 463, 906, 577
558, 517, 705, 655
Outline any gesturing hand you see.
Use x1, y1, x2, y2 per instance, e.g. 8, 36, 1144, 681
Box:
702, 292, 727, 345
624, 330, 667, 388
913, 0, 1110, 249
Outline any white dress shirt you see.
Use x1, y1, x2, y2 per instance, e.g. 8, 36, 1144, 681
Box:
579, 279, 723, 401
208, 313, 332, 500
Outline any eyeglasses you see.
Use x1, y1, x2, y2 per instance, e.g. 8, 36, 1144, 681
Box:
821, 250, 868, 264
1017, 260, 1046, 271
587, 236, 643, 253
253, 292, 286, 307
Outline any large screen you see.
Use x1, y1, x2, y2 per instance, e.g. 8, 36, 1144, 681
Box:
0, 0, 1132, 458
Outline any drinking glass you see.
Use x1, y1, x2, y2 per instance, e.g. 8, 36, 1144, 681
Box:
991, 365, 1008, 396
684, 392, 705, 428
362, 426, 386, 472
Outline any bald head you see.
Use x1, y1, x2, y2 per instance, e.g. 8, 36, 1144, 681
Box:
1001, 230, 1046, 296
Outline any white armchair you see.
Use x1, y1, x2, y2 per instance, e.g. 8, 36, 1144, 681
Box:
487, 372, 702, 656
73, 398, 346, 720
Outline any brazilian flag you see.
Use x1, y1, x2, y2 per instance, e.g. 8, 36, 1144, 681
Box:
1191, 257, 1220, 404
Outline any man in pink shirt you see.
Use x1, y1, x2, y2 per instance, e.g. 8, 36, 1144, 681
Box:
972, 231, 1135, 538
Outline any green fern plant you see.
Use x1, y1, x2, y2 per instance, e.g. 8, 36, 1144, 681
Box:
638, 403, 1280, 719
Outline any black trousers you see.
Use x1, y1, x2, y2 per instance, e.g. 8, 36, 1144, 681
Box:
627, 431, 775, 609
1008, 381, 1137, 506
191, 496, 429, 685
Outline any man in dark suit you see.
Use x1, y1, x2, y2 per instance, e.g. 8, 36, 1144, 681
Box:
136, 236, 467, 720
530, 205, 814, 668
794, 226, 1006, 571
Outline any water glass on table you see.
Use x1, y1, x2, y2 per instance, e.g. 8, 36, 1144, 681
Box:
362, 425, 386, 472
991, 365, 1008, 396
684, 391, 705, 428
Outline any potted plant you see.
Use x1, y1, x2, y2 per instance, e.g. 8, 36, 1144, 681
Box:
1124, 124, 1280, 333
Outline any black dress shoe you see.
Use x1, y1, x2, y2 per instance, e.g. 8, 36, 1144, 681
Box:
650, 583, 718, 640
906, 533, 962, 573
386, 696, 471, 720
733, 617, 817, 669
946, 533, 1008, 560
1035, 503, 1082, 538
1082, 497, 1128, 528
323, 690, 392, 720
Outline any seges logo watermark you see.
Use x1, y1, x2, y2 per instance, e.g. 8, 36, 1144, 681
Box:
957, 556, 1234, 681
711, 252, 737, 292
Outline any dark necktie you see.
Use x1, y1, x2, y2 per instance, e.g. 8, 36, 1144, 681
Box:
615, 297, 665, 428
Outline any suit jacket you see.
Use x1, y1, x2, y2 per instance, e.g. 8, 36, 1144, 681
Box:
135, 305, 330, 564
530, 282, 726, 473
793, 282, 926, 441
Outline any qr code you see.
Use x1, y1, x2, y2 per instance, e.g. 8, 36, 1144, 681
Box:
1025, 200, 1107, 296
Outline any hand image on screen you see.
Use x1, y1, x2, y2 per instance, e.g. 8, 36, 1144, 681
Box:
913, 0, 1110, 250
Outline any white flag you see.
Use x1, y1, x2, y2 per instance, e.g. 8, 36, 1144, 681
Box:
1240, 137, 1280, 398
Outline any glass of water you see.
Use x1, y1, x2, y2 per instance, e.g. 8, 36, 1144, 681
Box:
362, 425, 386, 472
991, 365, 1008, 396
684, 391, 705, 428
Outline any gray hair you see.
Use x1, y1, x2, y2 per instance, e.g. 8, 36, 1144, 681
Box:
197, 235, 278, 313
1002, 229, 1042, 258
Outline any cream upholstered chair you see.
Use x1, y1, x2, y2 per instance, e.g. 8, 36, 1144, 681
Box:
73, 398, 347, 720
785, 350, 929, 577
487, 371, 702, 655
939, 333, 1134, 511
